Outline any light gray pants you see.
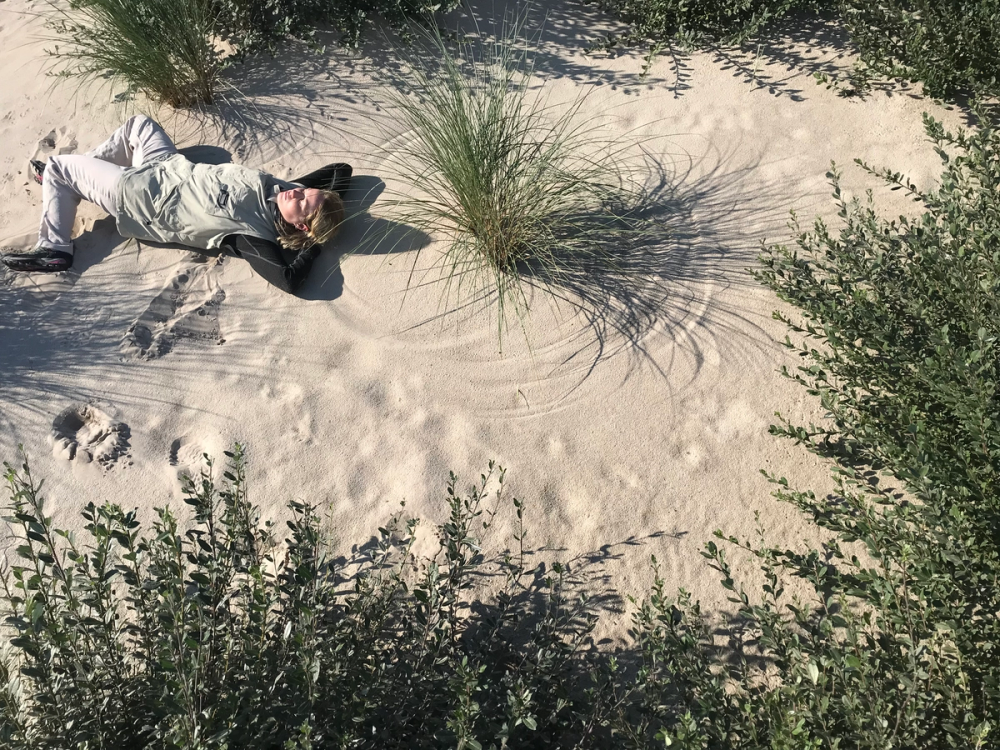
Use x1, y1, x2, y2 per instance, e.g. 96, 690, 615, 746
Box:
38, 115, 178, 253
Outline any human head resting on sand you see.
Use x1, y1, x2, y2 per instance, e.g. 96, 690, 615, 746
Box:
276, 187, 345, 251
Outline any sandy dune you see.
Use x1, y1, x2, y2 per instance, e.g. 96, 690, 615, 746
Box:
0, 0, 967, 631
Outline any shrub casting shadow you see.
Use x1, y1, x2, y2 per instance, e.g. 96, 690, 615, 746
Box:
701, 10, 927, 103
0, 450, 756, 748
455, 0, 679, 94
339, 519, 687, 656
458, 0, 858, 101
470, 1, 948, 107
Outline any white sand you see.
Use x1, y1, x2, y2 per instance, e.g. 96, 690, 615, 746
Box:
0, 0, 967, 631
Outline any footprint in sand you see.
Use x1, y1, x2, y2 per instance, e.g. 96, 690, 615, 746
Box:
50, 404, 131, 469
35, 127, 78, 159
122, 264, 226, 360
168, 435, 211, 479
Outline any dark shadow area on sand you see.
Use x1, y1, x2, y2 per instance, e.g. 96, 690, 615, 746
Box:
298, 173, 433, 300
338, 522, 687, 645
446, 0, 854, 100
322, 517, 773, 731
454, 0, 980, 114
698, 11, 927, 104
175, 35, 388, 161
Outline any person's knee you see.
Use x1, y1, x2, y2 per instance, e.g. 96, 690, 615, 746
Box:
124, 114, 159, 145
125, 114, 153, 130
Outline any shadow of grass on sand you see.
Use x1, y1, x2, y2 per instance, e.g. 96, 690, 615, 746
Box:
367, 139, 792, 392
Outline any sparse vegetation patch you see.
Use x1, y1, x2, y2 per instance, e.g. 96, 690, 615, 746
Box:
592, 0, 1000, 100
377, 20, 661, 343
46, 0, 221, 107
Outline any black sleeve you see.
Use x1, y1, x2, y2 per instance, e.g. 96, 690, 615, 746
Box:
225, 234, 320, 295
293, 163, 352, 194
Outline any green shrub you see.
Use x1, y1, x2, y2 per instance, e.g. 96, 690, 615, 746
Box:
211, 0, 460, 55
46, 0, 221, 107
572, 111, 1000, 749
0, 450, 612, 748
210, 0, 326, 54
736, 111, 1000, 746
589, 0, 812, 58
592, 0, 1000, 100
838, 0, 1000, 100
377, 19, 660, 343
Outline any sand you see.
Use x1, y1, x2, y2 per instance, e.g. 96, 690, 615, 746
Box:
0, 0, 968, 634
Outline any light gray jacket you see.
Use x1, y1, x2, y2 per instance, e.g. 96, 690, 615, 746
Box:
115, 155, 297, 250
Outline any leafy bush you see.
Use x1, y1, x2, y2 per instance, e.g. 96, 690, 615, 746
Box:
558, 110, 1000, 749
211, 0, 461, 55
377, 20, 659, 342
210, 0, 329, 54
735, 111, 1000, 746
589, 0, 813, 57
0, 450, 615, 748
838, 0, 1000, 100
46, 0, 221, 107
592, 0, 1000, 100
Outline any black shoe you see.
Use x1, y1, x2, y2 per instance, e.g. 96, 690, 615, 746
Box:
292, 162, 352, 195
2, 247, 73, 273
29, 159, 46, 186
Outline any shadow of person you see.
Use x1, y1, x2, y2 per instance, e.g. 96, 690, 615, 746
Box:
177, 144, 233, 165
294, 174, 432, 300
296, 248, 345, 301
330, 174, 433, 258
343, 174, 385, 214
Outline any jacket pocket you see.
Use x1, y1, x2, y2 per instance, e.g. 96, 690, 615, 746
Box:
144, 184, 182, 227
205, 183, 252, 220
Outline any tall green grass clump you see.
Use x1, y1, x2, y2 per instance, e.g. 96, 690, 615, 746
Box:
378, 19, 658, 341
43, 0, 465, 107
46, 0, 221, 107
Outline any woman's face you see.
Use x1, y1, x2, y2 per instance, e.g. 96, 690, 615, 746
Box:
277, 187, 324, 230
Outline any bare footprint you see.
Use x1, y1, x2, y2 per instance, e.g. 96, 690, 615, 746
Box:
50, 404, 131, 469
122, 264, 226, 360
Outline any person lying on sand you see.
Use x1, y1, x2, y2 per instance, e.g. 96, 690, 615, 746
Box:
2, 115, 351, 294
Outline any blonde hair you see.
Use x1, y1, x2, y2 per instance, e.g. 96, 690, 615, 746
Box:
276, 189, 345, 251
